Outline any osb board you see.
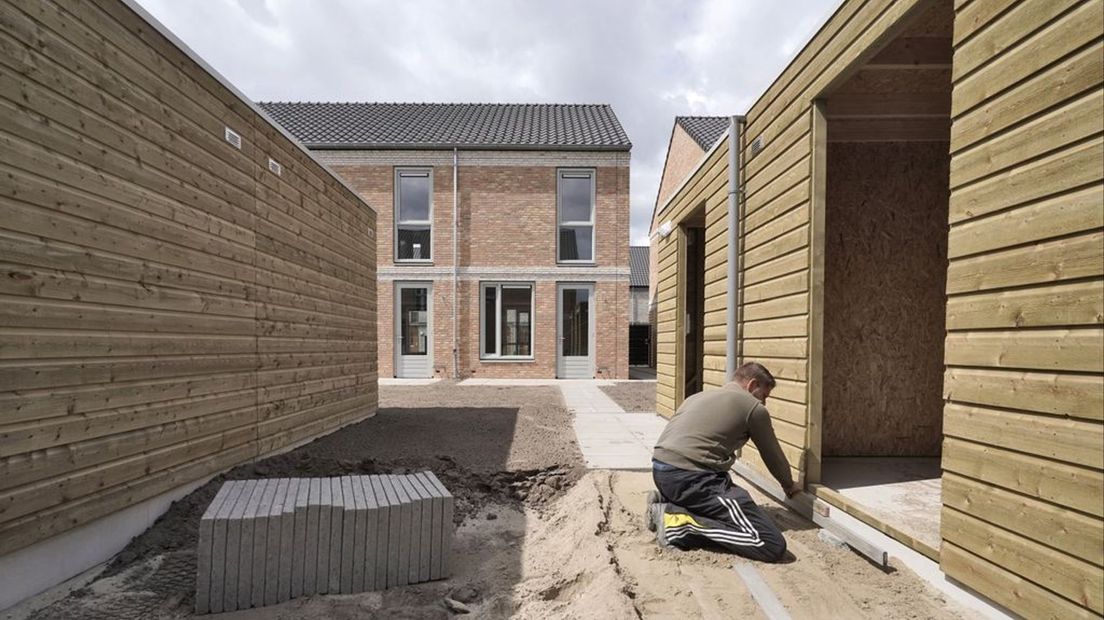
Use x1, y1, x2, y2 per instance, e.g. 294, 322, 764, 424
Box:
0, 0, 377, 556
822, 141, 949, 456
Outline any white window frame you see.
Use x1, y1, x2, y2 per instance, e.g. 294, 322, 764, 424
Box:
480, 282, 536, 360
556, 168, 596, 264
394, 167, 433, 263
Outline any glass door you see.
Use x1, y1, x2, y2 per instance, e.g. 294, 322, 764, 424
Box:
394, 282, 432, 377
557, 283, 594, 378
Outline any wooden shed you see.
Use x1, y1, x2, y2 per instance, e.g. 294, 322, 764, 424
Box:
652, 0, 1103, 616
0, 0, 377, 608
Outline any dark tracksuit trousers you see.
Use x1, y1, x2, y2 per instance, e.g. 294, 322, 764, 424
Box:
653, 461, 787, 562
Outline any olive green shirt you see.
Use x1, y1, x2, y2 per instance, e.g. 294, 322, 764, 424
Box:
652, 383, 794, 489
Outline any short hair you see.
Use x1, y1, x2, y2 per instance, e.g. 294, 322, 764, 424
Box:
733, 362, 776, 389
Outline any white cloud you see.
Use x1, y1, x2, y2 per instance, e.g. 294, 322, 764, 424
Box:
136, 0, 839, 245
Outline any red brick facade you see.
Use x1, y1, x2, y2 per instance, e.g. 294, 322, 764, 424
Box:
326, 152, 630, 379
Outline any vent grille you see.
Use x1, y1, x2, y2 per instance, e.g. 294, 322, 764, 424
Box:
268, 158, 282, 176
750, 135, 764, 157
224, 127, 242, 149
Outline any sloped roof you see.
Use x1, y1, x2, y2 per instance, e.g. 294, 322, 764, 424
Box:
257, 102, 632, 151
629, 246, 649, 288
676, 116, 730, 150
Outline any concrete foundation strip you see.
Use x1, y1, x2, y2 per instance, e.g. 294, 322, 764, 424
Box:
728, 460, 889, 567
732, 562, 793, 620
195, 473, 453, 614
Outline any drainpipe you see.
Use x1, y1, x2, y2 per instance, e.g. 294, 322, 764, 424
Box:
452, 147, 460, 379
725, 115, 746, 382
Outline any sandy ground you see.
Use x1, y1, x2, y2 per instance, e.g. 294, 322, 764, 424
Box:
600, 381, 657, 412
18, 382, 969, 619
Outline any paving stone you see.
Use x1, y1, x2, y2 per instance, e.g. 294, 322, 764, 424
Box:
315, 476, 332, 594
328, 477, 346, 594
349, 476, 367, 593
422, 471, 454, 578
263, 479, 287, 606
303, 478, 320, 595
369, 475, 392, 589
195, 481, 233, 614
277, 478, 298, 603
291, 478, 310, 599
252, 479, 276, 607
362, 475, 381, 591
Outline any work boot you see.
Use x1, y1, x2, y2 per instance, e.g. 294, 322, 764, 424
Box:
650, 502, 671, 549
644, 490, 661, 532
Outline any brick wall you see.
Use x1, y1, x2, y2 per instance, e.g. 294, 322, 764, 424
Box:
329, 155, 630, 379
650, 124, 706, 305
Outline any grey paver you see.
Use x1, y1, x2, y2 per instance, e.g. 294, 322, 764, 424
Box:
363, 476, 381, 591
224, 480, 256, 612
239, 479, 267, 610
264, 479, 288, 606
210, 481, 244, 614
339, 477, 357, 593
316, 477, 333, 594
388, 475, 411, 587
423, 471, 454, 577
349, 476, 367, 592
406, 475, 433, 582
303, 478, 320, 595
196, 481, 233, 614
291, 477, 310, 599
395, 476, 422, 584
252, 479, 276, 608
278, 478, 299, 602
414, 472, 443, 580
377, 475, 402, 588
328, 477, 345, 594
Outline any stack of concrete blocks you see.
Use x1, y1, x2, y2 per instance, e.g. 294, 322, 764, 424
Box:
194, 473, 453, 614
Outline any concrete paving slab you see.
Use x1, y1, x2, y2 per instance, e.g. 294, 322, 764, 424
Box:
388, 475, 412, 587
422, 471, 453, 577
316, 477, 332, 594
340, 477, 356, 594
211, 480, 245, 614
291, 478, 311, 599
264, 479, 288, 606
327, 477, 344, 594
366, 474, 384, 586
403, 475, 431, 583
375, 475, 400, 588
349, 476, 367, 593
238, 479, 268, 611
414, 472, 443, 580
251, 479, 276, 607
303, 478, 320, 595
277, 478, 299, 603
196, 481, 233, 614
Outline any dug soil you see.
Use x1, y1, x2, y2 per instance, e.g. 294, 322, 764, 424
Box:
21, 383, 969, 619
600, 381, 657, 412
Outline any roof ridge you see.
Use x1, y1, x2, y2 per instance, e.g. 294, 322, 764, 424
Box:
258, 101, 617, 108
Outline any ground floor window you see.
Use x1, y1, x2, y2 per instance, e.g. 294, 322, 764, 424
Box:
481, 283, 534, 358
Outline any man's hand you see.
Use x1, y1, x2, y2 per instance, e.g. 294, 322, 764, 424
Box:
784, 483, 802, 498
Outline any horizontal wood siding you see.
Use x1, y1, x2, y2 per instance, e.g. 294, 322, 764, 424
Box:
0, 0, 378, 556
941, 0, 1103, 617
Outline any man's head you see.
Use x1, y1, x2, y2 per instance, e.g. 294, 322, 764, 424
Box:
732, 362, 776, 404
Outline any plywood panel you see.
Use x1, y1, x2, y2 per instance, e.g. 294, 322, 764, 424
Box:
822, 141, 949, 456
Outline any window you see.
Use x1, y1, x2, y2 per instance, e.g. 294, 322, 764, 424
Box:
481, 283, 534, 359
557, 169, 595, 263
395, 168, 432, 261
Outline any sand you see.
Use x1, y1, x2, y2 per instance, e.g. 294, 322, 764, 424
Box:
19, 382, 970, 619
600, 381, 657, 412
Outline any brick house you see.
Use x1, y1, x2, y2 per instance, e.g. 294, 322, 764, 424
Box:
261, 102, 632, 379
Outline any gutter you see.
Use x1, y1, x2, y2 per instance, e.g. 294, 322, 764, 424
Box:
452, 148, 460, 379
726, 116, 746, 381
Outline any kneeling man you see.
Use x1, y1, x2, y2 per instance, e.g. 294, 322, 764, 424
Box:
648, 362, 800, 562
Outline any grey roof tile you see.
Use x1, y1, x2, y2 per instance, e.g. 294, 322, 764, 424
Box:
629, 246, 649, 288
676, 116, 730, 150
258, 102, 631, 150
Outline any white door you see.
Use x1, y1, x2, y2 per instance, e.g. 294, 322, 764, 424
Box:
557, 283, 594, 378
394, 282, 432, 378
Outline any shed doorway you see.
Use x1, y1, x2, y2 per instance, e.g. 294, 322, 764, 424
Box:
680, 211, 706, 402
810, 0, 953, 558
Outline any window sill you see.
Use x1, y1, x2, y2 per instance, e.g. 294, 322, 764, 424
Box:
556, 262, 597, 267
479, 357, 536, 363
394, 260, 434, 265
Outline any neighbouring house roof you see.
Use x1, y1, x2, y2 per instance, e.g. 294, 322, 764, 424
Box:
257, 102, 632, 151
629, 246, 649, 288
675, 116, 730, 151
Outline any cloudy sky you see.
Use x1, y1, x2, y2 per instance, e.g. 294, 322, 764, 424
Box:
136, 0, 839, 245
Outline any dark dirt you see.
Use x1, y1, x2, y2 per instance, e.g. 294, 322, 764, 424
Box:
599, 381, 656, 412
28, 382, 583, 620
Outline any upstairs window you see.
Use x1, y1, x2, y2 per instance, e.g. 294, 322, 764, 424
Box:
557, 169, 595, 263
395, 168, 432, 261
481, 283, 534, 359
